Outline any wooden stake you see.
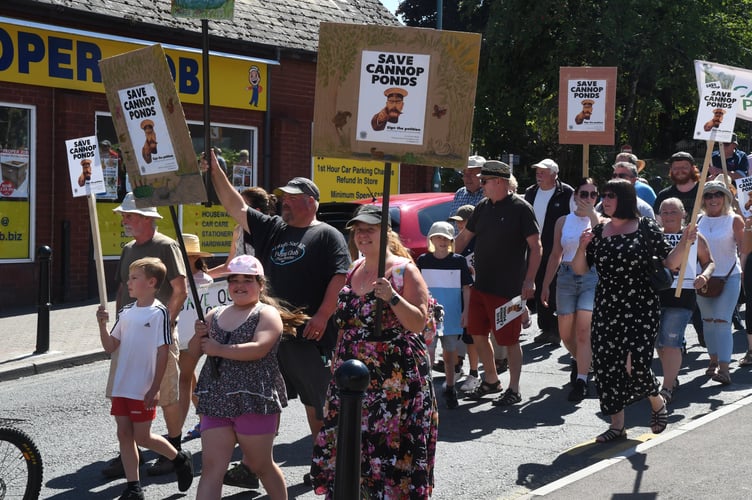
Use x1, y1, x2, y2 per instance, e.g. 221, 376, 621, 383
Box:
674, 141, 713, 297
87, 194, 108, 307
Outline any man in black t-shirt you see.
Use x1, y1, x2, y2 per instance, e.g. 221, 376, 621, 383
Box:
455, 160, 541, 407
206, 152, 350, 485
653, 151, 700, 221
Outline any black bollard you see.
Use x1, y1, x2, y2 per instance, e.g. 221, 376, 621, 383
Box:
35, 245, 52, 354
333, 359, 370, 500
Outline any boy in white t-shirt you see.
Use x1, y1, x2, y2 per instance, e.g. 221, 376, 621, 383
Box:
97, 257, 194, 500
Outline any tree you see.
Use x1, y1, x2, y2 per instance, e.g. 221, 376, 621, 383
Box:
397, 0, 752, 188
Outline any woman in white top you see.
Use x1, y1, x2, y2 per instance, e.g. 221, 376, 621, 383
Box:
696, 180, 745, 385
541, 178, 603, 402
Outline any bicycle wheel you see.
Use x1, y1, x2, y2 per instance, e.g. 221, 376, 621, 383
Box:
0, 427, 43, 500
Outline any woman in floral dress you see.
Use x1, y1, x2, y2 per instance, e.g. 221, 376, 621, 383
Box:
311, 205, 438, 499
572, 179, 694, 443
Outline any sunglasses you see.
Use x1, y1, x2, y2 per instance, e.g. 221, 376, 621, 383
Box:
578, 190, 598, 199
703, 191, 725, 200
480, 178, 497, 185
602, 192, 617, 199
612, 173, 633, 179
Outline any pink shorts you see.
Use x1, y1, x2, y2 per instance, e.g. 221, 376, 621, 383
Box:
200, 413, 279, 436
110, 397, 157, 423
467, 288, 522, 346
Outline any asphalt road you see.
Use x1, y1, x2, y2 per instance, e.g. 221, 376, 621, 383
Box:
3, 325, 752, 499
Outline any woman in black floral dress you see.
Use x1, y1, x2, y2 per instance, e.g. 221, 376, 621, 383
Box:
311, 205, 438, 499
572, 179, 694, 443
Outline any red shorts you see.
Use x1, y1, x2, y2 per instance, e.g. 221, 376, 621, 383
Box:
467, 288, 522, 346
110, 397, 157, 423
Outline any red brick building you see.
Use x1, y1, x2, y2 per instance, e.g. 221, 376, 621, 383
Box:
0, 0, 432, 308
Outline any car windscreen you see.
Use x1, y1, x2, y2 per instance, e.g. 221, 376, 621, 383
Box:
416, 202, 452, 235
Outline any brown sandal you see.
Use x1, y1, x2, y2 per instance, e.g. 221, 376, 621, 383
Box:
705, 362, 718, 377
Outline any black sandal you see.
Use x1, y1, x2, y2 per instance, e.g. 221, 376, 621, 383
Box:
464, 380, 502, 400
595, 427, 626, 443
650, 404, 668, 434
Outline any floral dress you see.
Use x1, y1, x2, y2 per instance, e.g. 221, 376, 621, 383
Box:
311, 257, 438, 499
586, 218, 671, 416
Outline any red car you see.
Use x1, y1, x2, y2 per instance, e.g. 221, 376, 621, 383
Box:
318, 192, 457, 259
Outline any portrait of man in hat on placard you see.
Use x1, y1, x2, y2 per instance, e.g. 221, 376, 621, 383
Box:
78, 158, 93, 187
141, 119, 158, 164
371, 87, 408, 131
575, 99, 594, 125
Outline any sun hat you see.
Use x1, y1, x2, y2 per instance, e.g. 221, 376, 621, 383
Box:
615, 152, 646, 173
346, 204, 391, 228
477, 160, 512, 179
531, 158, 559, 174
112, 192, 163, 219
702, 180, 734, 204
448, 204, 474, 222
182, 233, 213, 258
274, 177, 320, 201
427, 221, 455, 241
224, 255, 264, 277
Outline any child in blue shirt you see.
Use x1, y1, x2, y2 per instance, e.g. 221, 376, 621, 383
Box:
417, 221, 473, 409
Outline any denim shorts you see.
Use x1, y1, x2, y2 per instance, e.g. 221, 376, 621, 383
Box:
656, 307, 692, 349
555, 263, 597, 315
439, 334, 463, 352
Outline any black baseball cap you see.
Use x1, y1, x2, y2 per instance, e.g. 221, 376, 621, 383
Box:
274, 177, 320, 201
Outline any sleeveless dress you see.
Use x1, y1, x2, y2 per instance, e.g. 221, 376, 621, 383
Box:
311, 257, 438, 499
194, 303, 287, 417
586, 218, 671, 415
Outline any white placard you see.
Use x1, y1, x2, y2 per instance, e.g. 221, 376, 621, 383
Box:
494, 295, 526, 331
65, 135, 106, 197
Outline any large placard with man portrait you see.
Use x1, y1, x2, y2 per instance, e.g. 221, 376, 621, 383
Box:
312, 23, 481, 170
558, 67, 617, 145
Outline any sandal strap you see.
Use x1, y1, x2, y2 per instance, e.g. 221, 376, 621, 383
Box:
650, 404, 668, 434
596, 427, 626, 443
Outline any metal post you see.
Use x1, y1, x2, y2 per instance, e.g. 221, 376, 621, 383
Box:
35, 245, 52, 354
333, 359, 370, 500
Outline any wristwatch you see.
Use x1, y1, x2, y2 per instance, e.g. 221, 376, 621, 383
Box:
389, 293, 401, 306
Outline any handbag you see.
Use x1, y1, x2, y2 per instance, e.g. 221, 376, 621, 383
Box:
697, 263, 735, 298
639, 218, 673, 291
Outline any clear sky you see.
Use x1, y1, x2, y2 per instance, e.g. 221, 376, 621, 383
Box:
380, 0, 400, 15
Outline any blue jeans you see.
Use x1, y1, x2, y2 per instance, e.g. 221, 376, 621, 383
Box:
696, 273, 741, 364
657, 307, 692, 349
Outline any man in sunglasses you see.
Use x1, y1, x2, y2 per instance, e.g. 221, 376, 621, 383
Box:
524, 159, 573, 346
455, 160, 541, 407
596, 161, 655, 219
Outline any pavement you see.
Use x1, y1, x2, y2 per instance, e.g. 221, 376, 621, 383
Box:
2, 300, 752, 498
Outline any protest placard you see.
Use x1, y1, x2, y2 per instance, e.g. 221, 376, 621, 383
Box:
176, 280, 231, 348
558, 67, 617, 145
66, 135, 106, 198
312, 23, 481, 170
99, 44, 206, 207
495, 296, 527, 331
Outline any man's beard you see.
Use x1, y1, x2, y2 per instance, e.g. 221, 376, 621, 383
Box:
123, 225, 134, 237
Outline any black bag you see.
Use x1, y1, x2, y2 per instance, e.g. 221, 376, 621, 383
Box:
640, 218, 673, 291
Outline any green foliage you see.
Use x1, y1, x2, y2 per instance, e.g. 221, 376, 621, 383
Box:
396, 0, 752, 189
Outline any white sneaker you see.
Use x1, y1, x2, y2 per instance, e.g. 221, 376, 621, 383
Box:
460, 374, 480, 392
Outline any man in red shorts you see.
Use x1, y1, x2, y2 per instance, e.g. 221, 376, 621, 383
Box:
455, 160, 541, 406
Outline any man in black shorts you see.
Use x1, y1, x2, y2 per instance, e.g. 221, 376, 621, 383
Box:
205, 151, 350, 485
